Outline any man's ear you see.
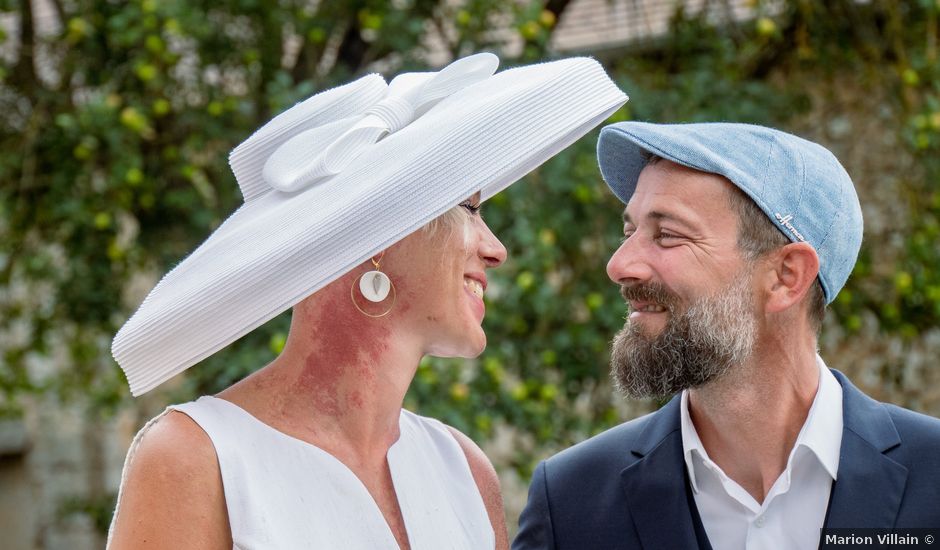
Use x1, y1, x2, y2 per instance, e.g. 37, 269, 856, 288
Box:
763, 242, 820, 314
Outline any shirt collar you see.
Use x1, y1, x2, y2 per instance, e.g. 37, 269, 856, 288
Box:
795, 355, 843, 481
680, 390, 707, 494
680, 355, 843, 493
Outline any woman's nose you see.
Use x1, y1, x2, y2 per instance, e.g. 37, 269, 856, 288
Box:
478, 221, 507, 268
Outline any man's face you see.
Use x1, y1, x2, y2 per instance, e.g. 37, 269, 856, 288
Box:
606, 160, 760, 398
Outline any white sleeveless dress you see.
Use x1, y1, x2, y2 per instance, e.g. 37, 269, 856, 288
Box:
110, 396, 495, 550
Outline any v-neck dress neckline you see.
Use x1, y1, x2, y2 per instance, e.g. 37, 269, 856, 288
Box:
157, 396, 493, 549
208, 397, 411, 547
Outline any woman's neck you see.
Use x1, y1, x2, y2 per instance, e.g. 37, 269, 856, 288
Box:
219, 282, 423, 460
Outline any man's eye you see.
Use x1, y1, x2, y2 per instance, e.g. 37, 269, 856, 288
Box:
655, 231, 681, 241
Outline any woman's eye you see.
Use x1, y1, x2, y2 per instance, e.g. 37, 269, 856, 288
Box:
460, 201, 481, 215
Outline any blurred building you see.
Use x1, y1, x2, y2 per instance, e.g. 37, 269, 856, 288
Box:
550, 0, 758, 53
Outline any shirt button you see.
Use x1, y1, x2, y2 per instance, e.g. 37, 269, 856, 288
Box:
755, 516, 765, 528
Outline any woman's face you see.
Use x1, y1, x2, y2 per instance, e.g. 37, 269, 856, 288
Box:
382, 192, 507, 358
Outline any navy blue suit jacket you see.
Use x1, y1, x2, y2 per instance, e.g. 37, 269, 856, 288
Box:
513, 370, 940, 549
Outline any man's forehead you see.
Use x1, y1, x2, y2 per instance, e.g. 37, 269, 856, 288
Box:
621, 163, 740, 227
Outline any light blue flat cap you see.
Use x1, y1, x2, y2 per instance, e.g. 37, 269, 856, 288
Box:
597, 121, 863, 304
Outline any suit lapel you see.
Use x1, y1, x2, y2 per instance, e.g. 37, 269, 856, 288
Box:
620, 397, 702, 549
825, 370, 908, 528
617, 371, 909, 543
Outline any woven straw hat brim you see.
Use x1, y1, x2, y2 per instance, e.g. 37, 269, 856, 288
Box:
113, 57, 628, 396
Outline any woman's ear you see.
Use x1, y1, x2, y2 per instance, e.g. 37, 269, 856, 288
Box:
763, 242, 820, 315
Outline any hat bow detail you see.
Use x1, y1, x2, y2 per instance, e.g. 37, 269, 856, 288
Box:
263, 53, 499, 193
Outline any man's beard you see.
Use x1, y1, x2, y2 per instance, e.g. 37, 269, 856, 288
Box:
610, 272, 758, 399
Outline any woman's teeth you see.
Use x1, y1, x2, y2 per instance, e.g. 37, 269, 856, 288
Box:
464, 278, 484, 299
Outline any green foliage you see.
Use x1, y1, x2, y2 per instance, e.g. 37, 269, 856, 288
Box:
58, 493, 116, 535
3, 0, 940, 491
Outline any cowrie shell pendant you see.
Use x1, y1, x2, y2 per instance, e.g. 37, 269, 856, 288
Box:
359, 270, 391, 302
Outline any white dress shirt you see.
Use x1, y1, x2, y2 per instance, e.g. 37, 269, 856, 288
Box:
681, 356, 843, 550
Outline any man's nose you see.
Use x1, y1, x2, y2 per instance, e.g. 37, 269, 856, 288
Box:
606, 236, 654, 285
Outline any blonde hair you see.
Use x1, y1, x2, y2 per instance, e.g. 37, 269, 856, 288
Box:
422, 205, 472, 248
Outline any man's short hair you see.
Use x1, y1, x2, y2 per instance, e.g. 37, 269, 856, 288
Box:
726, 183, 827, 330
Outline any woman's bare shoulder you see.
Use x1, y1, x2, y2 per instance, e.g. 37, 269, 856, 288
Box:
108, 410, 230, 549
445, 425, 509, 550
133, 409, 214, 461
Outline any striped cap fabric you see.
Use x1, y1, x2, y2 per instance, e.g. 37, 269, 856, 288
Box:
112, 54, 628, 395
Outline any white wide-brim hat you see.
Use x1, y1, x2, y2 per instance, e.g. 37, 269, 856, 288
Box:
112, 53, 628, 396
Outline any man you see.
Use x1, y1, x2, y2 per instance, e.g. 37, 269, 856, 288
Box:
513, 122, 940, 549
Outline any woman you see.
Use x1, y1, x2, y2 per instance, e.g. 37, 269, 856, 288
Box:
107, 53, 627, 549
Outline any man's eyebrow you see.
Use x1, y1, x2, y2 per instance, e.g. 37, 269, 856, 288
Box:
622, 209, 697, 229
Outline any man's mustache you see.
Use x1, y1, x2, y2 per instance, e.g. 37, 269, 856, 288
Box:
620, 282, 678, 312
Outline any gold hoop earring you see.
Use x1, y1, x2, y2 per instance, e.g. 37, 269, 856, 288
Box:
351, 252, 396, 317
